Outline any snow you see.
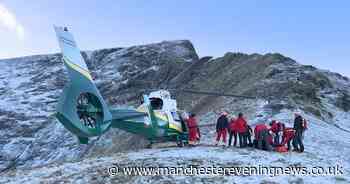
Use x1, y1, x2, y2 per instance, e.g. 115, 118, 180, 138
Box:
83, 50, 94, 59
1, 137, 349, 183
5, 105, 348, 183
1, 41, 350, 183
172, 45, 191, 58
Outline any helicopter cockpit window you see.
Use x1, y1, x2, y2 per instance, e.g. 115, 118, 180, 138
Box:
150, 98, 163, 110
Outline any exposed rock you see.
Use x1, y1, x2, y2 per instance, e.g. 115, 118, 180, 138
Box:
336, 92, 350, 112
1, 40, 350, 183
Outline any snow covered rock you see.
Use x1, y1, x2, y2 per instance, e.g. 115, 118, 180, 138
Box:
0, 40, 349, 183
0, 40, 198, 172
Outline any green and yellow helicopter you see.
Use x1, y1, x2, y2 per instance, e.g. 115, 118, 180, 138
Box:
53, 26, 256, 147
54, 26, 191, 146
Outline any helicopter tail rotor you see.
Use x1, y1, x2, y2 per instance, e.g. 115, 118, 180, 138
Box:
54, 26, 112, 143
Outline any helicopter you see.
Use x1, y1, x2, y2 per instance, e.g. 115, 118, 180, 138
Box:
53, 26, 258, 147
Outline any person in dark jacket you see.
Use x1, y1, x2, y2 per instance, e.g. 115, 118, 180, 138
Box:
292, 112, 305, 152
245, 125, 253, 147
235, 113, 248, 148
216, 112, 229, 146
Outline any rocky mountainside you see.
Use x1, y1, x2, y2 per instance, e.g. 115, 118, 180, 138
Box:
0, 40, 350, 183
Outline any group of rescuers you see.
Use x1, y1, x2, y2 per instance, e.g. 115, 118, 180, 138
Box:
185, 111, 308, 153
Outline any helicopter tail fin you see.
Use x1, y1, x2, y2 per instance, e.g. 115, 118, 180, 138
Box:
54, 26, 112, 143
55, 26, 93, 81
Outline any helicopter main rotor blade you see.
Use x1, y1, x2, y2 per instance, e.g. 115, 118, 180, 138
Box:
134, 87, 257, 99
174, 89, 256, 99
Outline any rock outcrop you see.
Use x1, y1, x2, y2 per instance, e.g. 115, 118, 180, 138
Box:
0, 40, 350, 183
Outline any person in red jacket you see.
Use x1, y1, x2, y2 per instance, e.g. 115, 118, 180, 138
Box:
270, 120, 279, 133
281, 127, 295, 151
270, 120, 284, 146
235, 113, 248, 148
254, 124, 266, 140
186, 113, 199, 145
228, 117, 238, 147
253, 123, 273, 151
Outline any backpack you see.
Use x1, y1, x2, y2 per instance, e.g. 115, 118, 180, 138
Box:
302, 119, 308, 130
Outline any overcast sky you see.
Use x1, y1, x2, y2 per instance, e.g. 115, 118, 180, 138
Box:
0, 1, 349, 77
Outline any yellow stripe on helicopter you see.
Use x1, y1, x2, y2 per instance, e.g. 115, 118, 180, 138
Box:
136, 105, 182, 132
136, 106, 168, 122
169, 122, 182, 132
63, 56, 93, 81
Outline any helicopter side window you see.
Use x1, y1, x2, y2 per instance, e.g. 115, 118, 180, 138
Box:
150, 98, 163, 110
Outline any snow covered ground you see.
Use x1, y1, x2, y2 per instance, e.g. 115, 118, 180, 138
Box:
1, 40, 350, 183
1, 109, 349, 184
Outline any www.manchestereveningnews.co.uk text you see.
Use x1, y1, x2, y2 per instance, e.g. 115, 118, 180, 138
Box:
107, 164, 344, 177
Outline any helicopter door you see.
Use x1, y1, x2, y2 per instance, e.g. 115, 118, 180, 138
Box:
150, 98, 163, 110
168, 111, 183, 132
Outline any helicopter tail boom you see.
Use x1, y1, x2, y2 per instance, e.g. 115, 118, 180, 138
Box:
54, 26, 112, 143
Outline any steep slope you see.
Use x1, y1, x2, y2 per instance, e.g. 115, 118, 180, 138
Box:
0, 40, 350, 183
